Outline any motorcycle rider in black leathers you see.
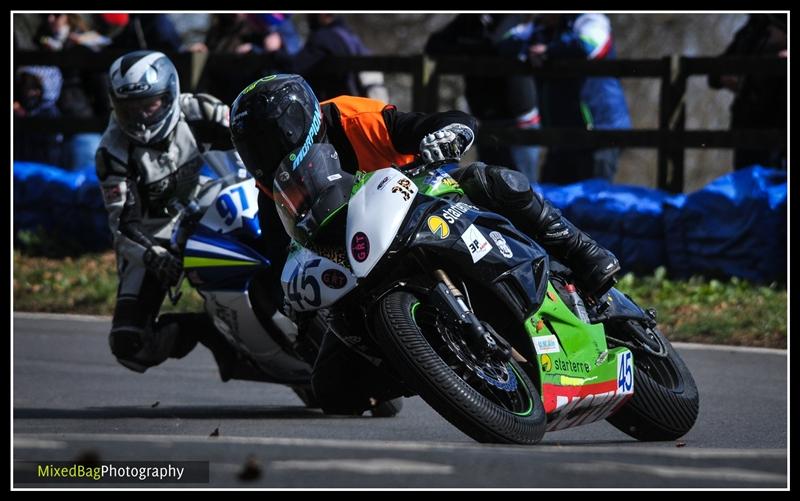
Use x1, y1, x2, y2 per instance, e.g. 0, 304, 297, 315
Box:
228, 74, 621, 414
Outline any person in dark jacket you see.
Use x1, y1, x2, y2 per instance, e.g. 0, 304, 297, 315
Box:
708, 14, 787, 170
426, 14, 542, 183
195, 14, 302, 106
13, 65, 65, 166
527, 14, 632, 184
273, 14, 377, 101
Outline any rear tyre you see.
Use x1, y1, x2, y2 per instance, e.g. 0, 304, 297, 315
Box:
606, 321, 699, 441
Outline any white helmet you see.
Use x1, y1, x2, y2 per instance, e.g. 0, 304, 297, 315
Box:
108, 50, 180, 144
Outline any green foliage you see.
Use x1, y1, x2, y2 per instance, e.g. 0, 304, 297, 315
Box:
13, 250, 204, 315
618, 267, 787, 348
13, 254, 787, 349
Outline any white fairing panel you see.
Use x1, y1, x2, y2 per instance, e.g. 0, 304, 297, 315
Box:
281, 245, 358, 312
201, 290, 292, 366
199, 178, 259, 234
346, 168, 417, 277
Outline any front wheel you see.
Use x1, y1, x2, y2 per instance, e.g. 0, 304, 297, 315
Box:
606, 321, 700, 441
375, 291, 546, 444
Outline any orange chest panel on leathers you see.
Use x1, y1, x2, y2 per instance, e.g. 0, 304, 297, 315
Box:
321, 96, 415, 172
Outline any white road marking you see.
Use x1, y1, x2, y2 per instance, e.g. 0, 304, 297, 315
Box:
13, 312, 111, 322
13, 438, 68, 450
271, 458, 454, 475
671, 342, 786, 355
12, 433, 787, 459
561, 460, 786, 484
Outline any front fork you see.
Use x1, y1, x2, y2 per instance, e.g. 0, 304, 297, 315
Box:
428, 269, 524, 363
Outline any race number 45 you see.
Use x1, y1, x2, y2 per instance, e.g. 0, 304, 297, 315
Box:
617, 350, 634, 394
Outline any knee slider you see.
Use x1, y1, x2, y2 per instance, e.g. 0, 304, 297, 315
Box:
109, 327, 145, 359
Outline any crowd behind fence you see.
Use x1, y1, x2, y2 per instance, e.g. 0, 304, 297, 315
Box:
13, 49, 786, 193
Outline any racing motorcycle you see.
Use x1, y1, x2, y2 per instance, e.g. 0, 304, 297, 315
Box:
272, 143, 700, 444
162, 151, 399, 415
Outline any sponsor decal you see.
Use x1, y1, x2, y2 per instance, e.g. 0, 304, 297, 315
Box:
542, 379, 632, 431
351, 232, 370, 262
541, 354, 552, 372
560, 375, 591, 386
423, 169, 459, 189
460, 224, 492, 263
442, 177, 460, 189
241, 74, 278, 95
321, 269, 348, 289
533, 334, 560, 354
391, 178, 414, 201
117, 82, 150, 94
327, 173, 342, 182
426, 216, 450, 239
489, 231, 513, 258
376, 175, 391, 190
101, 184, 123, 204
552, 358, 591, 374
291, 107, 323, 170
441, 202, 479, 224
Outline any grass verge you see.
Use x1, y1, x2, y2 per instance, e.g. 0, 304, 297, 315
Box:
13, 250, 787, 349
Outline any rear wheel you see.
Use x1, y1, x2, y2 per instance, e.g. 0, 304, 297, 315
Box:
606, 320, 699, 441
375, 290, 546, 444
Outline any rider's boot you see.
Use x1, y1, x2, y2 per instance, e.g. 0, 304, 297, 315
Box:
458, 163, 620, 296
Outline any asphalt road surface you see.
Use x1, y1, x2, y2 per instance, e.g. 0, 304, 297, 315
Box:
13, 313, 788, 489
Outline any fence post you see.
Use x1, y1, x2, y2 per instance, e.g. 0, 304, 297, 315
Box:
411, 54, 427, 112
423, 56, 439, 113
658, 54, 687, 193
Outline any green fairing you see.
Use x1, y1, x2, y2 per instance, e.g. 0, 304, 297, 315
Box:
527, 283, 629, 392
350, 171, 375, 197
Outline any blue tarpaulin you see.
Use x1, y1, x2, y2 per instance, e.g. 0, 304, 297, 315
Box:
14, 162, 787, 282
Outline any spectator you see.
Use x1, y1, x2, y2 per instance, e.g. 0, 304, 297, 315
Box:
270, 14, 386, 102
13, 66, 65, 166
32, 13, 114, 169
708, 14, 787, 170
195, 14, 301, 105
14, 13, 44, 50
426, 14, 542, 182
527, 14, 632, 185
110, 14, 182, 53
167, 13, 211, 52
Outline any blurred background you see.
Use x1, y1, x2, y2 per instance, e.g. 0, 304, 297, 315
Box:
12, 12, 787, 347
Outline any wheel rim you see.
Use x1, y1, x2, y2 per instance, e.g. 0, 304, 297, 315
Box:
411, 302, 534, 416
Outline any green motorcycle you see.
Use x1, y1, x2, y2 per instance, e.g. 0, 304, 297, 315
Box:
276, 144, 700, 444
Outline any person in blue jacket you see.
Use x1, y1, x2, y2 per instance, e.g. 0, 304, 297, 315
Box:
527, 14, 632, 184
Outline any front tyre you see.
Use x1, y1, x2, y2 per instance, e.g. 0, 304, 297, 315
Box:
375, 291, 546, 444
606, 321, 700, 441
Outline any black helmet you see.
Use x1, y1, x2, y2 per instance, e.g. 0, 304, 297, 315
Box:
230, 74, 325, 185
108, 50, 180, 144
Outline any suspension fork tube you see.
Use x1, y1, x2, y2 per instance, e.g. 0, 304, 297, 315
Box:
433, 269, 527, 363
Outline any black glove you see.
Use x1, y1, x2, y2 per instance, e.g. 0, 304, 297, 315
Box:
419, 123, 475, 164
143, 245, 183, 287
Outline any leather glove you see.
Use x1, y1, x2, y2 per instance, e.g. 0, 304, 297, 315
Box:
143, 245, 183, 287
419, 123, 475, 164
